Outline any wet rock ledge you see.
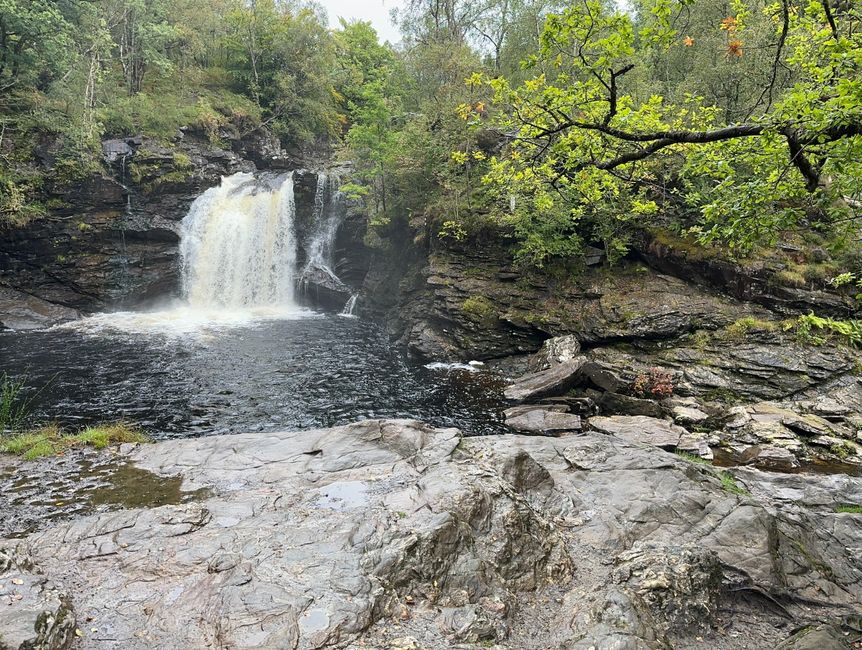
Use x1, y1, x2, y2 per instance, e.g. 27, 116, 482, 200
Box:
2, 419, 861, 650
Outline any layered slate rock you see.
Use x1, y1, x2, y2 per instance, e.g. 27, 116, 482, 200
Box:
0, 287, 79, 330
0, 548, 75, 650
3, 420, 861, 650
774, 626, 848, 650
504, 408, 582, 434
503, 358, 587, 402
720, 402, 862, 471
589, 340, 856, 402
590, 415, 689, 450
365, 249, 769, 362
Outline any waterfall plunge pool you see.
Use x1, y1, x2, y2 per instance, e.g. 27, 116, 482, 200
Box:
0, 313, 510, 438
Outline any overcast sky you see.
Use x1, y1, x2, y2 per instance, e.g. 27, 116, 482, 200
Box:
317, 0, 404, 43
315, 0, 632, 44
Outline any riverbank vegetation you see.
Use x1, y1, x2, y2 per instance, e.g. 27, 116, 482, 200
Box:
0, 422, 149, 460
2, 0, 861, 284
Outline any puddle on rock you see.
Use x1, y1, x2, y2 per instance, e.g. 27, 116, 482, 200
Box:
0, 451, 211, 538
299, 608, 331, 635
313, 480, 369, 511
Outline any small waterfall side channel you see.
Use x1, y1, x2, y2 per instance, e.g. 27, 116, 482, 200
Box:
297, 171, 358, 313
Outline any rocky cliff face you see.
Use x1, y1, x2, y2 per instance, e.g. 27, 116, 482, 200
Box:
358, 234, 769, 362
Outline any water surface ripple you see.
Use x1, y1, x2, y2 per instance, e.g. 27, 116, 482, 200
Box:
0, 314, 509, 438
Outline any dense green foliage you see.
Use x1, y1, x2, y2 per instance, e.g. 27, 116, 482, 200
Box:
338, 0, 862, 277
477, 0, 862, 264
2, 0, 861, 283
0, 0, 343, 224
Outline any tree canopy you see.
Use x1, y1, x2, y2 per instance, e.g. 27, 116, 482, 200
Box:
478, 0, 862, 261
1, 0, 860, 279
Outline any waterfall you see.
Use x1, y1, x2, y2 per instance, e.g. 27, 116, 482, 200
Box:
179, 172, 299, 309
304, 172, 344, 274
341, 294, 358, 317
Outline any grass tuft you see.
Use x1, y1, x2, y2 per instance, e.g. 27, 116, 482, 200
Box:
836, 504, 862, 514
675, 450, 713, 466
720, 471, 751, 496
0, 422, 149, 460
723, 316, 778, 342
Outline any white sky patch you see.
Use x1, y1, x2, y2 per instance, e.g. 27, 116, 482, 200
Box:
317, 0, 404, 43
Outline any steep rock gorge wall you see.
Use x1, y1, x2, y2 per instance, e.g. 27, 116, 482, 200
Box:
357, 224, 861, 363
357, 230, 758, 362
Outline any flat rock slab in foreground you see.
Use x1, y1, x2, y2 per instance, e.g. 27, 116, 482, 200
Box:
2, 419, 862, 650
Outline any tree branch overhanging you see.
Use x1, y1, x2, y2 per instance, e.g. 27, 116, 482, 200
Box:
528, 116, 861, 190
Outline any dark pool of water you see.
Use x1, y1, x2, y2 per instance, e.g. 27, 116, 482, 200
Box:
0, 314, 510, 438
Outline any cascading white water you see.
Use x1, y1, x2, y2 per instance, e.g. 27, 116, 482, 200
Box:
180, 172, 299, 308
341, 294, 359, 317
63, 171, 322, 335
304, 172, 343, 274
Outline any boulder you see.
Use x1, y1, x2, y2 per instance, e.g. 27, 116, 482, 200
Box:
599, 392, 664, 418
503, 404, 570, 418
672, 405, 710, 425
613, 542, 724, 634
297, 263, 353, 311
527, 335, 582, 372
504, 357, 588, 402
589, 415, 688, 450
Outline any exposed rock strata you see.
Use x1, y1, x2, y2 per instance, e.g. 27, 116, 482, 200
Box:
2, 420, 861, 649
362, 247, 775, 362
0, 287, 79, 330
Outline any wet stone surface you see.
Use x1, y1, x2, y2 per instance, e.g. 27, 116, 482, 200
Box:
0, 450, 210, 538
2, 420, 861, 650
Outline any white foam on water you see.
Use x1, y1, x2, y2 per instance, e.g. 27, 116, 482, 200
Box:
424, 362, 481, 373
58, 304, 320, 337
